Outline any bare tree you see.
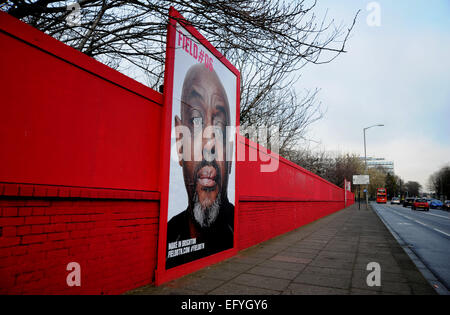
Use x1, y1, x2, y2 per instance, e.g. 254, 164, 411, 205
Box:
428, 165, 450, 200
333, 153, 364, 189
285, 149, 364, 190
367, 167, 386, 199
285, 148, 334, 179
384, 172, 398, 199
3, 0, 358, 151
404, 181, 422, 197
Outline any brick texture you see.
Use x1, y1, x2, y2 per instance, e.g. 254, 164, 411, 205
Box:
0, 198, 159, 294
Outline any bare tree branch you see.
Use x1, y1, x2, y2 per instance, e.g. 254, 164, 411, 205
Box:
2, 0, 359, 153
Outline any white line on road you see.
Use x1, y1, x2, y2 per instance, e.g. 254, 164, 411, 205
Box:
391, 205, 449, 220
426, 213, 450, 220
414, 220, 429, 227
433, 228, 450, 237
385, 207, 450, 238
393, 211, 414, 221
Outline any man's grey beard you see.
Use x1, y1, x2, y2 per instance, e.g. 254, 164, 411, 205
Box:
192, 192, 221, 228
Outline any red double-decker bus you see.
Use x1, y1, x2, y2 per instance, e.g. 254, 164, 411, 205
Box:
376, 188, 387, 203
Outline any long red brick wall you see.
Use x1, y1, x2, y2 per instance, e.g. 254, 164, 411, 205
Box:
0, 12, 353, 294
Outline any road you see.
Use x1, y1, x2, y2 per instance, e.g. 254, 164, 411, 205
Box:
371, 201, 450, 291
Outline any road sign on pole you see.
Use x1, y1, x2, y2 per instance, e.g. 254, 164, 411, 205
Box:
353, 175, 370, 185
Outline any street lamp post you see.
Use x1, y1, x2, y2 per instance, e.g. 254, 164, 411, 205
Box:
363, 124, 384, 209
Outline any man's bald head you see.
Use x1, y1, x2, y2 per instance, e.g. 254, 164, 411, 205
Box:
180, 64, 230, 126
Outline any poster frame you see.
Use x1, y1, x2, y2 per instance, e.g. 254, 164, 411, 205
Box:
155, 6, 241, 285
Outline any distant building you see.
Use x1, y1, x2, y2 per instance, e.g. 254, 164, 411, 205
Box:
360, 157, 395, 174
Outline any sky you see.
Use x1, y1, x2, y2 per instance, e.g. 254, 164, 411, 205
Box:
295, 0, 450, 192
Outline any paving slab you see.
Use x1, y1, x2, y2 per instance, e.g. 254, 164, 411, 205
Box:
231, 273, 290, 292
282, 283, 348, 295
293, 273, 351, 290
246, 266, 301, 280
208, 282, 280, 295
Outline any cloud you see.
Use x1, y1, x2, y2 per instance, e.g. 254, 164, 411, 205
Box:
293, 1, 450, 191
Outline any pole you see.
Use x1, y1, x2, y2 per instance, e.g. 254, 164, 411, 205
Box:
362, 124, 384, 210
364, 128, 368, 210
358, 187, 361, 210
364, 128, 367, 171
344, 179, 347, 208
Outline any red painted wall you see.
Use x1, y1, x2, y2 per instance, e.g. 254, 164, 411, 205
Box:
0, 12, 353, 294
0, 13, 162, 191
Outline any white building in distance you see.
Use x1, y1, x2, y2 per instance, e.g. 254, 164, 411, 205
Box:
360, 157, 395, 174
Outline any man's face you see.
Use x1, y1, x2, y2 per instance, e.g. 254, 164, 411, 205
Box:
175, 65, 232, 227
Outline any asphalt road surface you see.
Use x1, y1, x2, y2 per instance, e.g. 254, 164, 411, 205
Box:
372, 201, 450, 291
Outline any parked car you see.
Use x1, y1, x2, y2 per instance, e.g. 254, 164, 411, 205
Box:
429, 199, 443, 209
444, 200, 450, 211
412, 198, 430, 211
391, 197, 401, 205
403, 197, 415, 208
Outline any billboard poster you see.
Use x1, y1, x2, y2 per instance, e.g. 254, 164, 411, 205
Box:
157, 7, 240, 282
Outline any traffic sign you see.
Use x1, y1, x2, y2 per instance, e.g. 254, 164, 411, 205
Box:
353, 175, 370, 185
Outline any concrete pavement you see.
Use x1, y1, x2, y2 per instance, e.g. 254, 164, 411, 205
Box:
126, 203, 437, 295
